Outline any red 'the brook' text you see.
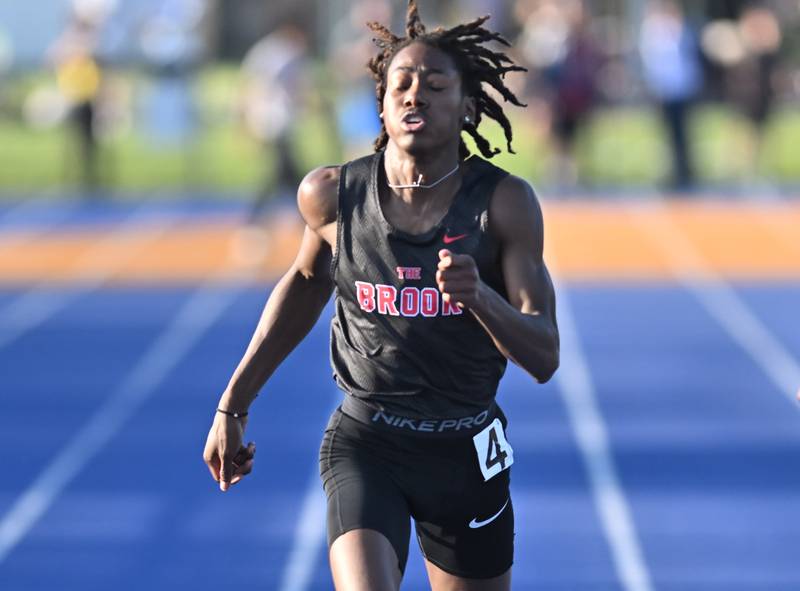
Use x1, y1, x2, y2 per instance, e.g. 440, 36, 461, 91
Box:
355, 281, 462, 317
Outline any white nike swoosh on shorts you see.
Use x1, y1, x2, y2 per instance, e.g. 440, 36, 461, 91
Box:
468, 498, 510, 529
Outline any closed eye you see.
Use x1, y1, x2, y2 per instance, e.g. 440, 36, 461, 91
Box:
427, 74, 451, 92
389, 73, 412, 91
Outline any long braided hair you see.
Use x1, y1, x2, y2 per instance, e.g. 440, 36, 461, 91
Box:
367, 0, 526, 159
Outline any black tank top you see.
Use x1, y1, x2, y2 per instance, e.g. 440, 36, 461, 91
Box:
330, 151, 509, 418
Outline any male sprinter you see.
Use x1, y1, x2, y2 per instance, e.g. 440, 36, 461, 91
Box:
203, 2, 559, 589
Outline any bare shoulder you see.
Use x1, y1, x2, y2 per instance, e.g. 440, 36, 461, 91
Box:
488, 174, 544, 243
297, 165, 341, 232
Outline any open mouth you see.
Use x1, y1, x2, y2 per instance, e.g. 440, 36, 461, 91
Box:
401, 111, 427, 132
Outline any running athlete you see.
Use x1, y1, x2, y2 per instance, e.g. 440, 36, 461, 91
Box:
203, 2, 559, 589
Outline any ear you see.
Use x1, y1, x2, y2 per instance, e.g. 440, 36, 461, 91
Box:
463, 97, 476, 124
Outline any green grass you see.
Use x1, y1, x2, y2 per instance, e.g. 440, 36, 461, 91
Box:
582, 107, 667, 184
0, 122, 66, 188
1, 64, 799, 194
762, 108, 800, 180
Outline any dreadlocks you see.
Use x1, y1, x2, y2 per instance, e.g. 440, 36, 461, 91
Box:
367, 0, 526, 159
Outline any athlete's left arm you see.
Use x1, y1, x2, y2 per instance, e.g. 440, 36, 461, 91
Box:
436, 175, 559, 383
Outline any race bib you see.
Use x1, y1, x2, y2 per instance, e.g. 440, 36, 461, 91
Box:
472, 418, 514, 481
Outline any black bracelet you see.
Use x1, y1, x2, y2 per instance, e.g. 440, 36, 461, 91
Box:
217, 408, 248, 419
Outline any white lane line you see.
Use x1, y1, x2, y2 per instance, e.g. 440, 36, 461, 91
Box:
629, 201, 800, 404
0, 281, 243, 564
552, 277, 655, 591
278, 469, 328, 591
0, 205, 179, 349
278, 391, 339, 591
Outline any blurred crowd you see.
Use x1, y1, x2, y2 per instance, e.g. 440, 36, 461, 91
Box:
4, 0, 800, 194
243, 0, 799, 194
511, 0, 792, 190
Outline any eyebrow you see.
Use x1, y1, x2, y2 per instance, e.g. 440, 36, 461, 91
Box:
391, 65, 450, 75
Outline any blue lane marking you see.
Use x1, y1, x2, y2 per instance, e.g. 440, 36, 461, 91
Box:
0, 201, 72, 229
1, 283, 799, 590
0, 288, 190, 517
567, 284, 800, 591
0, 289, 28, 307
0, 288, 338, 590
0, 199, 253, 232
501, 364, 625, 590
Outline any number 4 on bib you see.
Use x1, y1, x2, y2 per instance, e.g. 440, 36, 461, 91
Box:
472, 418, 514, 481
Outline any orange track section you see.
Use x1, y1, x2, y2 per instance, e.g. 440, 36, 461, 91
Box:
0, 201, 798, 285
543, 200, 800, 281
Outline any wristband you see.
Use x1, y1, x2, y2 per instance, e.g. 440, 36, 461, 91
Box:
217, 408, 248, 419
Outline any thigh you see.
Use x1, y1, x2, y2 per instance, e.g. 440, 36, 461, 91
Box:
330, 528, 402, 591
411, 415, 515, 582
425, 559, 510, 591
415, 471, 514, 582
319, 410, 412, 574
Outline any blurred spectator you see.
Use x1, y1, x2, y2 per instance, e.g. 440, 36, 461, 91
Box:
239, 22, 311, 218
517, 0, 602, 188
730, 4, 782, 178
328, 0, 389, 160
549, 1, 602, 187
450, 0, 512, 37
0, 28, 13, 77
639, 0, 703, 191
138, 0, 206, 182
49, 0, 113, 191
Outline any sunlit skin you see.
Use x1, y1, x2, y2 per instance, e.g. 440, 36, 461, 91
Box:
380, 43, 491, 321
381, 43, 473, 159
380, 43, 474, 221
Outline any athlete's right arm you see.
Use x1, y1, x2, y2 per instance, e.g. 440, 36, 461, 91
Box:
203, 165, 340, 491
218, 166, 339, 411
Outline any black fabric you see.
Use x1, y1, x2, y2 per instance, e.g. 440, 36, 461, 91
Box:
340, 394, 497, 438
319, 407, 514, 578
330, 151, 509, 418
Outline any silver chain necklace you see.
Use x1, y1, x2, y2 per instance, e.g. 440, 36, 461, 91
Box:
386, 162, 460, 189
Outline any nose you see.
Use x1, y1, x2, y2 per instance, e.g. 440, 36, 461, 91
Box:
403, 79, 428, 109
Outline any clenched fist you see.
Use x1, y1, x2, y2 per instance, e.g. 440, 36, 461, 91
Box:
436, 249, 484, 310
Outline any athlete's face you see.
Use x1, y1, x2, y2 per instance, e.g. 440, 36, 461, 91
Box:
381, 42, 474, 155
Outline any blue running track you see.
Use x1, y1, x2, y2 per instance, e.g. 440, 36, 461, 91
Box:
0, 202, 798, 590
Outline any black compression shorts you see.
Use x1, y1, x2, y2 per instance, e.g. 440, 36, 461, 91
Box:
318, 403, 514, 579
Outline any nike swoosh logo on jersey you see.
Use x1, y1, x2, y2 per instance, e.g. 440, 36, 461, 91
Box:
443, 233, 468, 244
468, 498, 509, 529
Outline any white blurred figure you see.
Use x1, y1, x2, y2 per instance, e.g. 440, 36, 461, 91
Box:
231, 21, 312, 267
0, 27, 13, 76
239, 22, 311, 215
138, 0, 206, 157
639, 0, 703, 191
328, 0, 390, 160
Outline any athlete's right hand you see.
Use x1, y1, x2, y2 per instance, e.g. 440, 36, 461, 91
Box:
203, 412, 256, 492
